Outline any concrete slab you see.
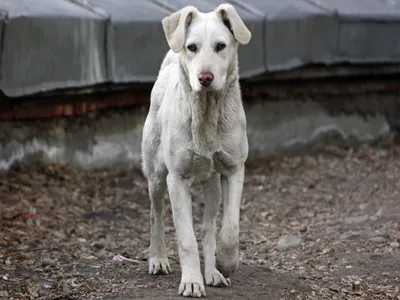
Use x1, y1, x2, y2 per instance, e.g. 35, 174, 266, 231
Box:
85, 0, 172, 84
241, 0, 339, 70
0, 0, 108, 97
312, 0, 400, 62
0, 10, 6, 83
0, 0, 400, 97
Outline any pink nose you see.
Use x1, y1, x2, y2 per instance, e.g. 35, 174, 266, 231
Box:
198, 72, 214, 87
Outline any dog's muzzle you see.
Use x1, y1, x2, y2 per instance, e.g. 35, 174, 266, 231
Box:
198, 72, 214, 87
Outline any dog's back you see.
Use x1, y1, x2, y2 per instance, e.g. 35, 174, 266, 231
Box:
160, 50, 179, 71
141, 50, 179, 178
148, 50, 179, 115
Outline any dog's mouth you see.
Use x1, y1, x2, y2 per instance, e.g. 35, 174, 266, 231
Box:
196, 83, 224, 93
199, 85, 214, 91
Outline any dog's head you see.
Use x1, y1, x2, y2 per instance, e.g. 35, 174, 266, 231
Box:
162, 4, 251, 92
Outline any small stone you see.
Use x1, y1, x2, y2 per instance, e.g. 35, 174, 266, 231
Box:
352, 280, 361, 291
304, 156, 317, 167
368, 236, 386, 243
375, 208, 383, 217
267, 249, 279, 257
91, 241, 105, 250
275, 235, 303, 251
0, 291, 9, 297
370, 253, 384, 259
257, 258, 266, 265
299, 226, 308, 234
390, 242, 400, 248
344, 215, 369, 224
359, 203, 367, 210
239, 232, 246, 244
4, 257, 11, 266
340, 231, 361, 241
42, 259, 56, 267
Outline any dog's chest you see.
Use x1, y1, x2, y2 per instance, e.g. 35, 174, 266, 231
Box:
182, 96, 222, 183
190, 95, 220, 152
182, 133, 233, 184
185, 128, 219, 184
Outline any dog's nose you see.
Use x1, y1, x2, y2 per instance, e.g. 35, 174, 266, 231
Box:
198, 72, 214, 86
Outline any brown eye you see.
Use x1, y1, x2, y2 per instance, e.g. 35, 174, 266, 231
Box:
187, 44, 197, 52
216, 42, 226, 52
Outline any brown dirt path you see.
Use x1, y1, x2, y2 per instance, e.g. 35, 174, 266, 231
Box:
1, 145, 400, 299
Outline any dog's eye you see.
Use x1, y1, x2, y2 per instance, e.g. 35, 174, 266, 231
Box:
216, 42, 226, 52
187, 44, 197, 52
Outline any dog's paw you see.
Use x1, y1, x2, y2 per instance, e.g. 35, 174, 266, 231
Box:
179, 276, 206, 297
205, 268, 231, 287
216, 246, 239, 278
148, 256, 172, 275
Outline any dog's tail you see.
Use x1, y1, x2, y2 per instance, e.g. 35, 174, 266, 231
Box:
160, 50, 179, 71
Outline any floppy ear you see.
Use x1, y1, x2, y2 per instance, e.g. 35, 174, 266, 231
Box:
162, 6, 199, 53
215, 4, 251, 45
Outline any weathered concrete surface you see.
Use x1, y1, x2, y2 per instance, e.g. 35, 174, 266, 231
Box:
0, 95, 394, 171
0, 108, 147, 171
246, 100, 391, 159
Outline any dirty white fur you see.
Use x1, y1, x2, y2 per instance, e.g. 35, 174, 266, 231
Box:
141, 4, 251, 298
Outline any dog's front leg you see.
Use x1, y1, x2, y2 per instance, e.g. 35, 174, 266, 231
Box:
216, 164, 245, 279
202, 173, 230, 287
167, 173, 206, 298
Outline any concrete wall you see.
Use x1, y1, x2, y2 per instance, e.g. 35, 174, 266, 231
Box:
246, 100, 391, 159
0, 89, 396, 172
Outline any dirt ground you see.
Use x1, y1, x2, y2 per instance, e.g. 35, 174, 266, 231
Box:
1, 145, 400, 300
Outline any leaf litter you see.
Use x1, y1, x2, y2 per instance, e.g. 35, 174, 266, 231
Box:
1, 145, 400, 299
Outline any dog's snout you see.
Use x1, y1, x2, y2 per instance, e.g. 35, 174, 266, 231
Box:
198, 72, 214, 87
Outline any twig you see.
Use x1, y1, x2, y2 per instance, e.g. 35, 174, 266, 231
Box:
1, 247, 59, 259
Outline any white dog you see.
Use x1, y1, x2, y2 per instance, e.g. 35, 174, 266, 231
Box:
141, 3, 251, 298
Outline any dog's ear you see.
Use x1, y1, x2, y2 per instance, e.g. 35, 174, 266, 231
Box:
215, 4, 251, 45
162, 6, 198, 53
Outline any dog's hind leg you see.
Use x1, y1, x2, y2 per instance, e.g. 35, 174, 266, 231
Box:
148, 170, 171, 275
202, 173, 230, 287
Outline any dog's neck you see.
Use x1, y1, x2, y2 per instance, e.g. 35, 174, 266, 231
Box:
178, 58, 238, 153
